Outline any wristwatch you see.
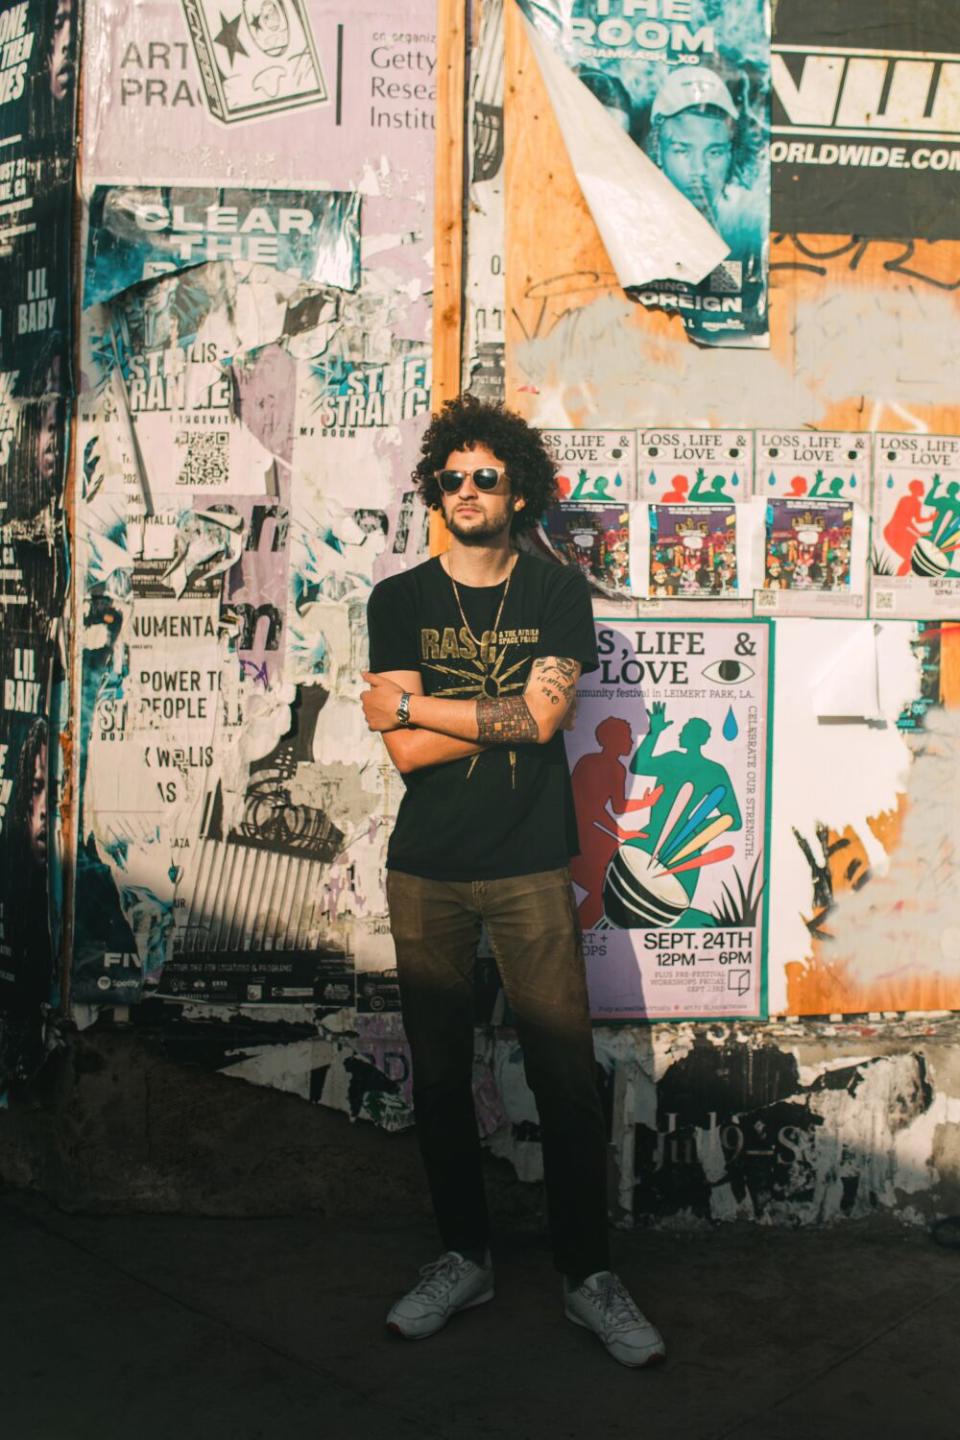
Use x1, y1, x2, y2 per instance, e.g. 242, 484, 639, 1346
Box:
396, 692, 412, 727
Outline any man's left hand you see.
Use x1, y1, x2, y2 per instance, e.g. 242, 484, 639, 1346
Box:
361, 671, 405, 732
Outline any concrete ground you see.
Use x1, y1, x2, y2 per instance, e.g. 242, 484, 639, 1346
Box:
2, 1190, 959, 1440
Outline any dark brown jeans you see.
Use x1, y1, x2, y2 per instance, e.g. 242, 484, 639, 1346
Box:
386, 866, 610, 1280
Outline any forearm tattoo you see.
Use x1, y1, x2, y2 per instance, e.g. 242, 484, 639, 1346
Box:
530, 656, 579, 708
476, 696, 539, 744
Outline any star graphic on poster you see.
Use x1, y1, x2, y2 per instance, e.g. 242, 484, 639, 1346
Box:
214, 12, 248, 67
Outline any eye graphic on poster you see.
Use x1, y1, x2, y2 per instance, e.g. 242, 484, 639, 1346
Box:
570, 619, 771, 1020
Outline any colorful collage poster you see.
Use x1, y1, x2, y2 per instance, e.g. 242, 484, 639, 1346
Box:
634, 428, 758, 613
645, 503, 740, 601
519, 0, 771, 347
870, 433, 960, 620
570, 618, 772, 1020
538, 502, 632, 601
755, 431, 869, 618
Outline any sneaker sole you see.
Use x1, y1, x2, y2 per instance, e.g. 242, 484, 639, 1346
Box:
565, 1305, 667, 1368
386, 1285, 495, 1340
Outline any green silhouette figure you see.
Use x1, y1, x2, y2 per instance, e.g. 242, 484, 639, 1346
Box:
688, 467, 732, 502
571, 468, 621, 500
924, 476, 960, 549
628, 701, 742, 926
809, 470, 845, 498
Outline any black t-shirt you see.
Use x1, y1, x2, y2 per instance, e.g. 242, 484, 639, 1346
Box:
367, 552, 598, 881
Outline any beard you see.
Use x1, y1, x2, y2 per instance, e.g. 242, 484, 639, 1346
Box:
444, 507, 513, 545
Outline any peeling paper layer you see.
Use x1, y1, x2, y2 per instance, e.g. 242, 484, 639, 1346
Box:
521, 14, 728, 289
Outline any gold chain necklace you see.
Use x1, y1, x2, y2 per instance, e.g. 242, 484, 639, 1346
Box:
447, 553, 517, 655
447, 554, 519, 786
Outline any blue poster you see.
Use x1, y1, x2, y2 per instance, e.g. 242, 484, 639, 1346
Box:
84, 185, 362, 306
520, 0, 771, 347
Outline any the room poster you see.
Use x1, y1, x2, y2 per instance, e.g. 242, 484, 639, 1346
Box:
569, 618, 772, 1020
519, 0, 771, 347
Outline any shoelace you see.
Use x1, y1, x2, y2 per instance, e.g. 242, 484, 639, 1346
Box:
589, 1274, 643, 1332
409, 1254, 471, 1302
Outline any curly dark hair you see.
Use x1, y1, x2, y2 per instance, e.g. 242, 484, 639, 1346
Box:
413, 393, 558, 534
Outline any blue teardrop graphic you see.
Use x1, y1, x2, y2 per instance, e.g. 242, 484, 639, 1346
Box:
723, 706, 738, 741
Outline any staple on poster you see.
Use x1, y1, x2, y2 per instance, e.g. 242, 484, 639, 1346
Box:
520, 13, 728, 289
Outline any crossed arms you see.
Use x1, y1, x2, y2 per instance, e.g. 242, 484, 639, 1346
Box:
361, 656, 581, 775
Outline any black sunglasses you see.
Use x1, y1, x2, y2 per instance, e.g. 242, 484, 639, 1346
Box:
435, 466, 507, 494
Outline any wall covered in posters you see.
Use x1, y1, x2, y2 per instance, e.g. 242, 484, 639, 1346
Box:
72, 0, 435, 1019
1, 0, 954, 1229
499, 0, 960, 1032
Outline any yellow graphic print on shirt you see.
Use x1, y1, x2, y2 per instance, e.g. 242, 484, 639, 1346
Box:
418, 625, 540, 699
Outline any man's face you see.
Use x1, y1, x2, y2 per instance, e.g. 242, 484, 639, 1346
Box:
440, 443, 522, 545
658, 110, 732, 211
48, 0, 74, 102
28, 744, 47, 867
37, 401, 58, 483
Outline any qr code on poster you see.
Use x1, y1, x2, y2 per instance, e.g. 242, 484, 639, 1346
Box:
710, 260, 742, 293
174, 431, 230, 486
754, 588, 778, 612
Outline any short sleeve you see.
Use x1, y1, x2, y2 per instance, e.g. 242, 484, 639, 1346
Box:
535, 565, 599, 674
367, 577, 420, 673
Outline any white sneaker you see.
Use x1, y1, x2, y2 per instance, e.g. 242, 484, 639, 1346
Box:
564, 1270, 666, 1368
386, 1251, 494, 1339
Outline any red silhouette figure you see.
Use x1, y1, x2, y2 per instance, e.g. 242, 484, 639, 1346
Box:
788, 475, 808, 496
661, 474, 689, 503
883, 480, 934, 575
570, 717, 662, 929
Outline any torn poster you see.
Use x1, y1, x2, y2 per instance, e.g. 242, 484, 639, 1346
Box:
570, 617, 772, 1020
83, 185, 361, 304
0, 0, 79, 396
518, 0, 771, 347
871, 433, 960, 620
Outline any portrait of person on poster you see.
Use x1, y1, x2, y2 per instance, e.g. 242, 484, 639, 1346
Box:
642, 66, 765, 263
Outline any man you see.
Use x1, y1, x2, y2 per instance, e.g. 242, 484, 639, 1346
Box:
645, 66, 763, 255
361, 394, 665, 1368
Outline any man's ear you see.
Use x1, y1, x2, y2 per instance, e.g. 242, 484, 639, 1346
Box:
513, 495, 526, 512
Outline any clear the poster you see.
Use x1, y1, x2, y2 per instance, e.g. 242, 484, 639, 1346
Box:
520, 0, 771, 347
569, 618, 772, 1020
